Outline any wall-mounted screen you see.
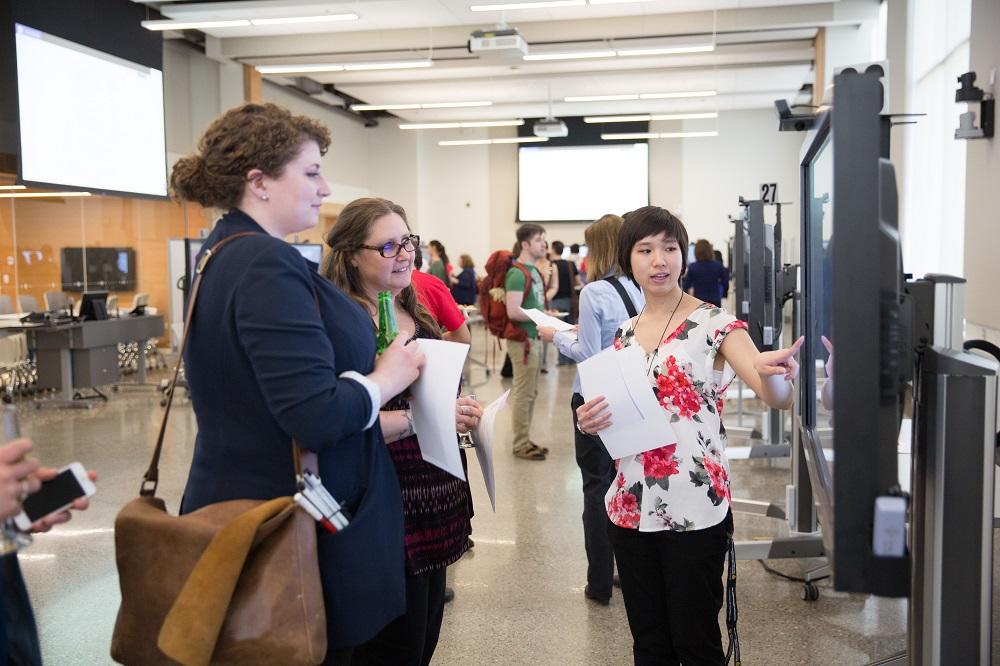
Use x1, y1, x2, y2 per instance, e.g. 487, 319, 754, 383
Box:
60, 247, 136, 292
14, 23, 167, 197
518, 143, 648, 222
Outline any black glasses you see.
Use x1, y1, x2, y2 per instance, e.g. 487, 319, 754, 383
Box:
359, 234, 420, 259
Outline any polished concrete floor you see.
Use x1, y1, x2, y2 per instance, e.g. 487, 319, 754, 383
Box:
11, 332, 997, 664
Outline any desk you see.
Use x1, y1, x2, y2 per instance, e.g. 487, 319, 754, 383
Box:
29, 316, 164, 408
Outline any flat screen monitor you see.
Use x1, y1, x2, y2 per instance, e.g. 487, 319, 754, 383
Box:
60, 247, 136, 292
518, 143, 649, 222
79, 291, 108, 321
13, 23, 167, 197
800, 68, 909, 597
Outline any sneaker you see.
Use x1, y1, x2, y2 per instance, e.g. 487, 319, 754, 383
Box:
513, 445, 546, 460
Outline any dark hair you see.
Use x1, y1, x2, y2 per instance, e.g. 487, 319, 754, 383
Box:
617, 206, 690, 282
694, 239, 714, 262
170, 103, 331, 209
713, 249, 724, 265
429, 240, 449, 268
413, 246, 424, 270
550, 240, 565, 255
570, 243, 580, 254
515, 223, 546, 254
320, 197, 440, 338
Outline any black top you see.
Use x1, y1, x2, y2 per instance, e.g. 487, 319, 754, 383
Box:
180, 209, 405, 649
553, 258, 577, 300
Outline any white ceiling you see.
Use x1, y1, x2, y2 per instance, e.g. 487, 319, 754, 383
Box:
135, 0, 854, 123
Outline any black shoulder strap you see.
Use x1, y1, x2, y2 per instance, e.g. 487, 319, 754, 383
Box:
603, 276, 638, 318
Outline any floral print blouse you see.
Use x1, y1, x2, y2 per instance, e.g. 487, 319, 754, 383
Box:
605, 303, 748, 532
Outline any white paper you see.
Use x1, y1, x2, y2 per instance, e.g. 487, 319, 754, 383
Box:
410, 339, 470, 480
472, 389, 509, 511
520, 307, 575, 333
576, 345, 678, 459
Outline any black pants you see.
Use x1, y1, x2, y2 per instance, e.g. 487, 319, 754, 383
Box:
609, 512, 733, 666
351, 566, 447, 666
571, 392, 616, 600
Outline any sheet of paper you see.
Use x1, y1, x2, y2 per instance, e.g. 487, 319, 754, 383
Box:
577, 345, 678, 459
520, 307, 575, 333
410, 339, 470, 480
472, 389, 509, 511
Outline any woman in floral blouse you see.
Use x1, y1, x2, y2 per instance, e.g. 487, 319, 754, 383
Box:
576, 206, 803, 665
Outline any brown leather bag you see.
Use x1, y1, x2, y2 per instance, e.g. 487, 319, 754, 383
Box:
110, 233, 327, 666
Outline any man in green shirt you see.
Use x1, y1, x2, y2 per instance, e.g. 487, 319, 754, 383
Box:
505, 223, 549, 460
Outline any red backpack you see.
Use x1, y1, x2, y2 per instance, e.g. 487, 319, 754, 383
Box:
478, 249, 531, 343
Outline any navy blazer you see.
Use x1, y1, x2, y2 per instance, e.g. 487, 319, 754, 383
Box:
180, 210, 404, 649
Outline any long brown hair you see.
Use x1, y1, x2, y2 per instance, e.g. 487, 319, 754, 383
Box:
321, 197, 441, 338
584, 214, 624, 282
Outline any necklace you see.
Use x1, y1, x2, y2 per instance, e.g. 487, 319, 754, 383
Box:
634, 292, 685, 376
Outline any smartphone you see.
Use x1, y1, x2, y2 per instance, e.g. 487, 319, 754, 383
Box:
13, 462, 95, 531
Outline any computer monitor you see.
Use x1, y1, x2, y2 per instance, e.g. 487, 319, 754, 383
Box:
79, 291, 109, 321
799, 67, 909, 597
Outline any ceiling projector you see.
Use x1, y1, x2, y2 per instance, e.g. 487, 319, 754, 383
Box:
533, 117, 568, 138
468, 27, 529, 59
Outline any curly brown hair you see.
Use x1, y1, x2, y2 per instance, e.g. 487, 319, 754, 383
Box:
170, 103, 331, 209
320, 197, 441, 339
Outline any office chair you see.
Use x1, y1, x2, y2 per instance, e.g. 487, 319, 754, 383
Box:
44, 291, 72, 313
17, 295, 39, 314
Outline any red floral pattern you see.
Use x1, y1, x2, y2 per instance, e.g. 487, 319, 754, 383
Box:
654, 356, 702, 419
605, 303, 744, 531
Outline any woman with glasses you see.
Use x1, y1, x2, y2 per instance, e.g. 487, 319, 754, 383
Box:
171, 104, 424, 664
321, 197, 482, 666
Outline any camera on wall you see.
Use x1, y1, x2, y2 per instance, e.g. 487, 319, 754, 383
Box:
954, 70, 995, 140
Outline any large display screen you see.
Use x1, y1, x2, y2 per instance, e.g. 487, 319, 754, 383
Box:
518, 143, 649, 222
14, 23, 167, 197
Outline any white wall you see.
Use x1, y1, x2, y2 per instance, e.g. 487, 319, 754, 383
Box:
263, 83, 372, 204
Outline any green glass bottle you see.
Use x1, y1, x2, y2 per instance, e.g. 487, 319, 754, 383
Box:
375, 290, 399, 354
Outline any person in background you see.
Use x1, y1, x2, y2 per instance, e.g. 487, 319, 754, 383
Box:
547, 240, 580, 366
322, 197, 481, 666
575, 206, 803, 664
505, 224, 549, 460
538, 214, 643, 606
713, 249, 729, 300
536, 242, 557, 373
683, 239, 729, 307
426, 240, 451, 287
172, 103, 424, 665
568, 243, 583, 273
0, 438, 97, 664
412, 248, 471, 345
450, 254, 478, 306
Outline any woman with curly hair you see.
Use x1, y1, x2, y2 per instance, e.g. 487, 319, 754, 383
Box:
171, 103, 424, 664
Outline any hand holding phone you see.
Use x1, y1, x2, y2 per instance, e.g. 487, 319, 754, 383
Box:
13, 462, 96, 532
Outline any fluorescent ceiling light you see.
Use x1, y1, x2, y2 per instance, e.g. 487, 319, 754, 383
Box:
0, 191, 92, 198
400, 120, 525, 129
523, 50, 616, 61
257, 60, 432, 75
565, 94, 638, 102
342, 60, 432, 71
142, 19, 251, 30
249, 14, 358, 26
601, 131, 718, 140
471, 1, 585, 10
439, 137, 549, 146
640, 90, 717, 99
352, 101, 491, 112
584, 112, 719, 123
588, 0, 656, 4
0, 185, 26, 190
616, 44, 715, 56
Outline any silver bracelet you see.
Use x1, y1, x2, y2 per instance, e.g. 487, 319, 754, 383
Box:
402, 409, 415, 438
575, 419, 591, 436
